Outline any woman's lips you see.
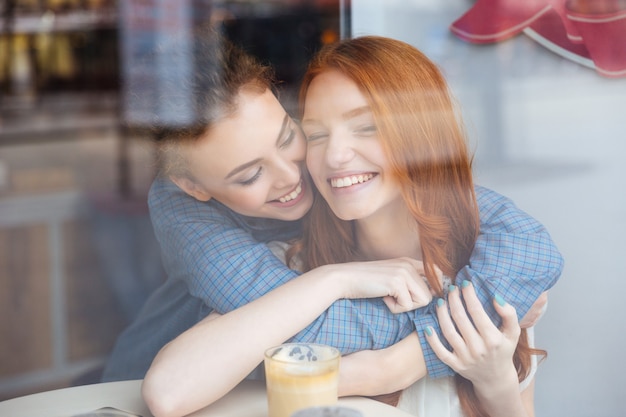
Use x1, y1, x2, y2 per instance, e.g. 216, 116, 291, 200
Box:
330, 173, 375, 188
278, 181, 303, 203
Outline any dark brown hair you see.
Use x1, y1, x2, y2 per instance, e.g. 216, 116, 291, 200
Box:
148, 27, 275, 179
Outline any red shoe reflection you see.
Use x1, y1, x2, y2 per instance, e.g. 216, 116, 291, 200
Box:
450, 0, 626, 78
550, 0, 585, 43
450, 0, 552, 43
523, 8, 594, 68
566, 2, 626, 78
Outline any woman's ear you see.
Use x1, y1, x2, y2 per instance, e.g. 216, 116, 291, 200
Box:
170, 176, 212, 202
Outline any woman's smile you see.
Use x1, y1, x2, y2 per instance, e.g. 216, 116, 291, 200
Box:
270, 178, 308, 207
330, 173, 376, 189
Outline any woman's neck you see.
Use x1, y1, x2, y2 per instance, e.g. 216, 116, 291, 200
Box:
355, 207, 421, 261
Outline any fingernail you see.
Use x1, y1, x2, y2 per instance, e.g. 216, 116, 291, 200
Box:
495, 293, 506, 306
425, 326, 433, 337
448, 284, 456, 292
461, 280, 470, 288
436, 298, 444, 308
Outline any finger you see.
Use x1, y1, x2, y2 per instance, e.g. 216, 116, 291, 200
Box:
383, 295, 421, 314
447, 284, 482, 348
382, 295, 401, 313
493, 294, 521, 341
387, 263, 432, 310
459, 280, 499, 337
408, 276, 433, 307
423, 326, 461, 369
414, 260, 443, 294
383, 288, 412, 313
397, 274, 431, 311
435, 298, 471, 362
519, 292, 548, 329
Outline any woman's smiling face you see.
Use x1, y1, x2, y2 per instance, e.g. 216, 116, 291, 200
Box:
175, 88, 314, 221
302, 70, 405, 223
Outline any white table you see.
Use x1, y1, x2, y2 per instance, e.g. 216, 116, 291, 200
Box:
0, 379, 415, 417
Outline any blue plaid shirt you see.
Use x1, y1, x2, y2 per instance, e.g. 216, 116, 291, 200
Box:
101, 177, 563, 381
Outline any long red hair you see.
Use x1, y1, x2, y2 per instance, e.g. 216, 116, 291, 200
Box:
294, 36, 541, 417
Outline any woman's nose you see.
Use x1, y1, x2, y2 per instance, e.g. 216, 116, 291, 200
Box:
273, 155, 302, 187
325, 135, 355, 168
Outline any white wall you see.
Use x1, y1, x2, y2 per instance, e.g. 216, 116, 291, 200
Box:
352, 1, 626, 416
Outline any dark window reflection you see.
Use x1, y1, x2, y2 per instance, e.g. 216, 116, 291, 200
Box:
0, 0, 344, 401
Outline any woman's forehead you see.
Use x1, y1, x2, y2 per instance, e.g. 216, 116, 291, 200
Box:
189, 89, 289, 174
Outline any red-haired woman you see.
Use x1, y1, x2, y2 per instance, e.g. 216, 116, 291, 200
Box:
297, 35, 543, 417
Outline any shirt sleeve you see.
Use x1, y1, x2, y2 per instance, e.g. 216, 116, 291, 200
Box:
150, 179, 415, 354
414, 185, 565, 378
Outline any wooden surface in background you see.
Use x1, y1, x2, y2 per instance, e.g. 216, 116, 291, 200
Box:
0, 224, 53, 377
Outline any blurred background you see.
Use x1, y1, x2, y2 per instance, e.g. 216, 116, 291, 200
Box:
1, 1, 624, 416
0, 0, 342, 401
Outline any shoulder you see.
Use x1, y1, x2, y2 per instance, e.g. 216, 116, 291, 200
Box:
148, 177, 226, 225
475, 184, 552, 236
474, 184, 537, 231
474, 184, 511, 207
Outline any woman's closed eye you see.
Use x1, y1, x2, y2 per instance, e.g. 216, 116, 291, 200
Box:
280, 127, 297, 149
355, 124, 377, 136
304, 131, 328, 142
238, 167, 263, 186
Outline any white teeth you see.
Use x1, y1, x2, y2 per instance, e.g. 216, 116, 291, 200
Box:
331, 174, 374, 188
278, 183, 302, 203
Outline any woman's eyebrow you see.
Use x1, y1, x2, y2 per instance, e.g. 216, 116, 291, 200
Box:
224, 114, 289, 180
224, 158, 262, 180
275, 113, 290, 145
342, 106, 371, 120
301, 106, 372, 127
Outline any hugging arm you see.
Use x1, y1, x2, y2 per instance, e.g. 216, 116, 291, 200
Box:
142, 258, 431, 417
152, 180, 562, 397
151, 179, 417, 354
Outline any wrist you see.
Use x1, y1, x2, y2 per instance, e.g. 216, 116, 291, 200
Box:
316, 263, 358, 299
472, 365, 519, 399
305, 264, 350, 301
339, 351, 381, 396
473, 368, 528, 417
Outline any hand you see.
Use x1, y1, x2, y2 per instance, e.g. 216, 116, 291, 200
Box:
425, 281, 520, 388
338, 257, 433, 313
519, 291, 548, 328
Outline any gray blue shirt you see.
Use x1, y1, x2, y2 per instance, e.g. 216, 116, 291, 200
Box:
101, 177, 563, 381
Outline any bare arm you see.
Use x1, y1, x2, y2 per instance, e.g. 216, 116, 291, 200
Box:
339, 332, 426, 397
149, 180, 561, 384
142, 258, 431, 417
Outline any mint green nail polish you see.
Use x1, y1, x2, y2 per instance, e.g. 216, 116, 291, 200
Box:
425, 326, 433, 337
461, 279, 470, 288
495, 293, 506, 306
449, 284, 456, 292
437, 298, 444, 308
